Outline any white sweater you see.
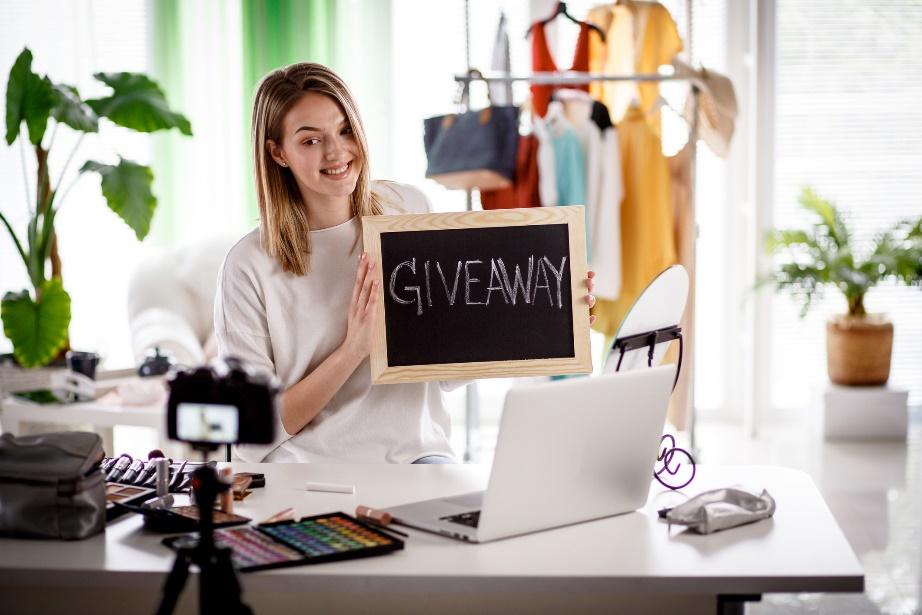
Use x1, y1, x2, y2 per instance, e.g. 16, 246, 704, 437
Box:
214, 181, 457, 463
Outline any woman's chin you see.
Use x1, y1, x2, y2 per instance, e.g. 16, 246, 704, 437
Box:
324, 179, 358, 198
302, 178, 356, 199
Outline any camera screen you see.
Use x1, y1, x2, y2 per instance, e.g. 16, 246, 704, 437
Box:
176, 403, 239, 444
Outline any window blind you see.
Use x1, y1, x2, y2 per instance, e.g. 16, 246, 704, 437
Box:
771, 0, 922, 407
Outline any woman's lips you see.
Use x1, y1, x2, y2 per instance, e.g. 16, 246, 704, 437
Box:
321, 161, 351, 180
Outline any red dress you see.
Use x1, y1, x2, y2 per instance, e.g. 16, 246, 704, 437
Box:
531, 21, 592, 118
480, 135, 540, 210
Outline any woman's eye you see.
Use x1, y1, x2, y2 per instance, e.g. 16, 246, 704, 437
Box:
303, 138, 319, 146
341, 127, 354, 136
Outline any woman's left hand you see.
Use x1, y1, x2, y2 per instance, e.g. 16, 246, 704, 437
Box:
586, 271, 597, 327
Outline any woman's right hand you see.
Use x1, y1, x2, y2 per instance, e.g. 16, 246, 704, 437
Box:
281, 252, 379, 435
342, 252, 379, 361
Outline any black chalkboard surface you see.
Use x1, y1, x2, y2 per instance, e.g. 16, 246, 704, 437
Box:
382, 224, 573, 366
363, 207, 592, 384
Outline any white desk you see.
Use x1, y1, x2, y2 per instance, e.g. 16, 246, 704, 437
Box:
0, 464, 863, 615
0, 375, 170, 457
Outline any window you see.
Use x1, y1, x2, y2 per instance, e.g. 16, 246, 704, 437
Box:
0, 0, 150, 367
770, 0, 922, 408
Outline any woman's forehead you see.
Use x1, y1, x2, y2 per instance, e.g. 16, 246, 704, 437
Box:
284, 92, 346, 133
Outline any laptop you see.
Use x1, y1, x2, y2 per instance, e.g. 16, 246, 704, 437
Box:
384, 365, 676, 543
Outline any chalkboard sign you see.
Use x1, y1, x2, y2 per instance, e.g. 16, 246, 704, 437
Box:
362, 206, 592, 383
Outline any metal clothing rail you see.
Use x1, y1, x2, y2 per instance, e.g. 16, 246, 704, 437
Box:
453, 70, 690, 85
454, 69, 701, 461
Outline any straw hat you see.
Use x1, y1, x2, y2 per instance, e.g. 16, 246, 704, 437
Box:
673, 58, 738, 158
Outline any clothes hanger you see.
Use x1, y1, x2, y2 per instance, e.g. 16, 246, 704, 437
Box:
525, 1, 606, 42
647, 94, 694, 150
648, 94, 669, 116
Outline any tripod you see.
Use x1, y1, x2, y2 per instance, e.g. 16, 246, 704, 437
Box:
156, 459, 253, 615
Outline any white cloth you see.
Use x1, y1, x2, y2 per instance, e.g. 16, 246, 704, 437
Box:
558, 94, 624, 300
489, 12, 513, 105
593, 126, 623, 300
532, 116, 558, 207
569, 109, 601, 230
214, 181, 457, 463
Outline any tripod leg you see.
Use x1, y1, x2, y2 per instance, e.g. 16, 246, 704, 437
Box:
157, 549, 192, 615
199, 546, 252, 615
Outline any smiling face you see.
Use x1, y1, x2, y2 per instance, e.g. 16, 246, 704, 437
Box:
267, 91, 362, 212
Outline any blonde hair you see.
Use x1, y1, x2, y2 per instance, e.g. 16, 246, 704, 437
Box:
251, 63, 383, 275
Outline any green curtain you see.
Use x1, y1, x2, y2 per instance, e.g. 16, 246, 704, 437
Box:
149, 0, 186, 245
240, 0, 338, 222
150, 0, 247, 245
148, 0, 337, 243
332, 1, 393, 179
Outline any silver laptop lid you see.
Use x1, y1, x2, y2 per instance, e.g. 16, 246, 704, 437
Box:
476, 365, 675, 542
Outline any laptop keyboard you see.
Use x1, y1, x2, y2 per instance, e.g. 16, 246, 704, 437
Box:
440, 510, 481, 528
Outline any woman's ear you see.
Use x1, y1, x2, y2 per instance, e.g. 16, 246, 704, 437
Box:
266, 139, 289, 168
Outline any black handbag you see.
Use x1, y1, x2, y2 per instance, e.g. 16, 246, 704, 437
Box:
423, 70, 519, 191
0, 431, 106, 539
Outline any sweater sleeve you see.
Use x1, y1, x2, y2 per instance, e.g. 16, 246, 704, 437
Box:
213, 247, 289, 461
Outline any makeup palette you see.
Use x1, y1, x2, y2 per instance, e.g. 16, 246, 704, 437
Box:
210, 512, 404, 572
119, 503, 251, 533
105, 484, 156, 520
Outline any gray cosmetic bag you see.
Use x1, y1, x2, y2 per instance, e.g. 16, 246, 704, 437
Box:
0, 431, 106, 540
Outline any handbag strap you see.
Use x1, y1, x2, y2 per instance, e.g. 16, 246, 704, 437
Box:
456, 68, 495, 110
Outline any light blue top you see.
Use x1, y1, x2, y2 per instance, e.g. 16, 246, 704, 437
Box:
551, 128, 586, 206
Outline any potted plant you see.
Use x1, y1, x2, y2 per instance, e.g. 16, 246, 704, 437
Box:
0, 47, 191, 368
766, 187, 922, 386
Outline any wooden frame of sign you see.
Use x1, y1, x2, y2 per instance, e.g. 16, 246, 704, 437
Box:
362, 206, 592, 384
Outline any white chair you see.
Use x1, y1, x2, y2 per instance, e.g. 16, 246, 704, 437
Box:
126, 235, 239, 368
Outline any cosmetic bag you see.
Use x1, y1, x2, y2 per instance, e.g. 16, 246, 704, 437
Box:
0, 431, 106, 539
423, 70, 519, 191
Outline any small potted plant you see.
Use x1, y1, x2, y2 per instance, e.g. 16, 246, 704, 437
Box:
1, 47, 191, 368
766, 187, 922, 385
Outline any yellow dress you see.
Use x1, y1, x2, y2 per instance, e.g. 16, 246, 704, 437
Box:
588, 1, 683, 137
591, 105, 677, 339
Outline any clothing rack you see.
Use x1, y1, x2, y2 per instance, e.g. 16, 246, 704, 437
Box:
453, 70, 701, 461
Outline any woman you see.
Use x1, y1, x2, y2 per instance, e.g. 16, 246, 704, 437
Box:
215, 63, 596, 463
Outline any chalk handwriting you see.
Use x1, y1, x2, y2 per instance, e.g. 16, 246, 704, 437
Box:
388, 256, 568, 315
389, 258, 423, 315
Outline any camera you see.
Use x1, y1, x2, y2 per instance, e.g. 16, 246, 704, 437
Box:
160, 357, 270, 614
166, 357, 277, 449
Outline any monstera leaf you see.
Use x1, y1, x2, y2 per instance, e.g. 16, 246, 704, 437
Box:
5, 48, 56, 145
80, 158, 156, 240
86, 72, 192, 135
1, 279, 71, 368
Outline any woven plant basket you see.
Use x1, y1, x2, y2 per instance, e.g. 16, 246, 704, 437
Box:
826, 314, 893, 386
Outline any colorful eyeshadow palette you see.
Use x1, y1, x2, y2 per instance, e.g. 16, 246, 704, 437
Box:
209, 512, 404, 572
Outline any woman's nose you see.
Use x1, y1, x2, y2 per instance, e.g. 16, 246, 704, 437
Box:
324, 137, 346, 160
